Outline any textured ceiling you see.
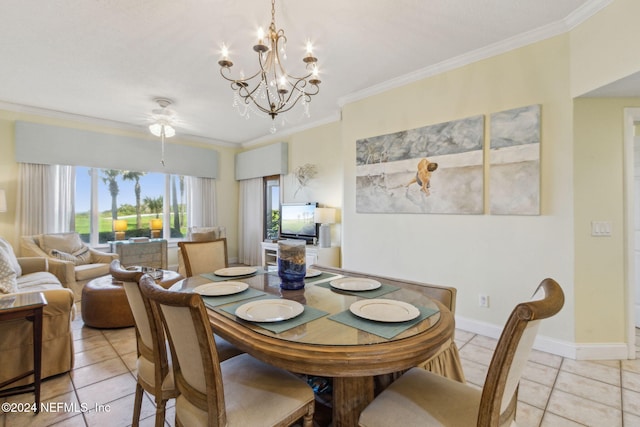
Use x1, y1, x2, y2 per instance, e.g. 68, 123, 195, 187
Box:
0, 0, 613, 145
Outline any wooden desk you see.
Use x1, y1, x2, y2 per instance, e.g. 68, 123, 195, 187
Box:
171, 266, 454, 426
0, 292, 47, 412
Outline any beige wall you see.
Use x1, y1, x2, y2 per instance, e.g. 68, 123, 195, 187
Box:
570, 0, 640, 97
573, 98, 640, 343
340, 35, 576, 343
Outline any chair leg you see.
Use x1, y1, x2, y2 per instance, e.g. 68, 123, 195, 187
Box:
132, 382, 144, 427
302, 403, 314, 427
154, 398, 167, 427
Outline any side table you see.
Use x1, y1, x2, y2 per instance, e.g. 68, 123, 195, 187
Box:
0, 292, 47, 412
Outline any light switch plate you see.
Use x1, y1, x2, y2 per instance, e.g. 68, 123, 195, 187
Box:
591, 221, 612, 237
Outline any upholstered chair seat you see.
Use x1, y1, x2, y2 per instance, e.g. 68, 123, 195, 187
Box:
359, 278, 565, 427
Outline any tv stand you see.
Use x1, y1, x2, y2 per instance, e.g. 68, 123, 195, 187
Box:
261, 242, 340, 269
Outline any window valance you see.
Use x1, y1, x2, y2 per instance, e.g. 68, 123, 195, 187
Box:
15, 121, 219, 179
235, 142, 288, 180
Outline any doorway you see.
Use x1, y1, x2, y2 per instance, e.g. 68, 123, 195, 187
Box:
624, 108, 640, 358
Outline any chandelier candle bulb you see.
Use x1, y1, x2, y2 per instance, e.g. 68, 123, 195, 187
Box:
218, 0, 321, 121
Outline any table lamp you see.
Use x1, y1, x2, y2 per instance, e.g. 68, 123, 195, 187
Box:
150, 219, 163, 238
314, 208, 336, 248
113, 219, 128, 240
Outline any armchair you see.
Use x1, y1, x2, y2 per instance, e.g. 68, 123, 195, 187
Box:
20, 232, 118, 300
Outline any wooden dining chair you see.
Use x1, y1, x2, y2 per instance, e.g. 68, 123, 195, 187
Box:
359, 278, 565, 427
110, 261, 243, 427
178, 238, 228, 277
139, 275, 315, 427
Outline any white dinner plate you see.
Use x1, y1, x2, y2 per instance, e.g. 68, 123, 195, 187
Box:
214, 266, 257, 277
235, 299, 304, 322
193, 281, 249, 296
305, 268, 322, 278
349, 299, 420, 322
330, 277, 381, 292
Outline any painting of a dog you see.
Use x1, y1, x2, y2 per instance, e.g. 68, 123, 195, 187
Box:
406, 158, 438, 195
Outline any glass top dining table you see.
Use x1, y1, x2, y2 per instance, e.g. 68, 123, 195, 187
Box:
170, 265, 455, 427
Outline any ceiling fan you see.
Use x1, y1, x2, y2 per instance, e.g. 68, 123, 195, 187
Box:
148, 98, 176, 166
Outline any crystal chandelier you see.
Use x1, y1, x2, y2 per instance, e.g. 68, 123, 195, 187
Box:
218, 0, 320, 126
148, 98, 176, 166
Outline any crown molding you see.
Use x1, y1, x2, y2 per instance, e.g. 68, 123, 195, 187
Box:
241, 112, 341, 148
338, 0, 613, 108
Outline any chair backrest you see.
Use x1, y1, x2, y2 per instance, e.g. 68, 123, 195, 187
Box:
139, 275, 227, 426
178, 238, 228, 277
110, 261, 170, 390
478, 278, 564, 426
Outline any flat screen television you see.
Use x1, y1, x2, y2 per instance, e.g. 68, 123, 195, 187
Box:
279, 203, 318, 243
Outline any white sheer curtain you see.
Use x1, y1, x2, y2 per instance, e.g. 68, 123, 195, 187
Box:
238, 177, 263, 266
17, 163, 75, 236
185, 176, 217, 227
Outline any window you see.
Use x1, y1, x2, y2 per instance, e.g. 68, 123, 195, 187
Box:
75, 167, 187, 245
264, 175, 280, 240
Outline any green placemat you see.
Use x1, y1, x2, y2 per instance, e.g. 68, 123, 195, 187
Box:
201, 267, 268, 282
267, 271, 341, 285
201, 288, 267, 308
328, 305, 439, 339
219, 297, 329, 334
315, 281, 399, 299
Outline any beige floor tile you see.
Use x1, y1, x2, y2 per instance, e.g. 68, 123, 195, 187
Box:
528, 348, 563, 369
622, 369, 640, 392
624, 411, 640, 426
104, 329, 136, 356
121, 350, 139, 373
560, 359, 621, 386
75, 373, 137, 408
622, 357, 640, 374
83, 393, 156, 427
73, 344, 119, 370
71, 357, 128, 389
49, 414, 87, 426
71, 325, 102, 342
459, 358, 488, 388
39, 374, 74, 401
623, 388, 640, 417
468, 334, 498, 351
515, 401, 544, 427
459, 342, 494, 366
540, 411, 589, 426
546, 389, 622, 426
554, 371, 621, 409
73, 334, 110, 354
522, 360, 559, 388
518, 378, 552, 409
5, 391, 80, 427
453, 328, 475, 344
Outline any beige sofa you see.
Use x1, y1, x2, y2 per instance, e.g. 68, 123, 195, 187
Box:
21, 232, 118, 300
0, 239, 75, 390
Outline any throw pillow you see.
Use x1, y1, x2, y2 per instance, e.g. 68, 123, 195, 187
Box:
41, 232, 84, 255
50, 245, 91, 266
0, 237, 22, 277
0, 247, 18, 294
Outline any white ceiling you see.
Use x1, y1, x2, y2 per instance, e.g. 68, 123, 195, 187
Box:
0, 0, 617, 146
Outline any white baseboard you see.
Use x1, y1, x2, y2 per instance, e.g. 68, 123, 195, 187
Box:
455, 315, 630, 361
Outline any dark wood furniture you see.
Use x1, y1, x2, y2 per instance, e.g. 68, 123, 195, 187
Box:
170, 266, 455, 427
0, 292, 47, 412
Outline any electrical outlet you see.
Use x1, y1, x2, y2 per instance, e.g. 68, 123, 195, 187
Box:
479, 294, 490, 308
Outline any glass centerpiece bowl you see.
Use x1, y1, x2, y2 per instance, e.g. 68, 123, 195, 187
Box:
277, 239, 306, 290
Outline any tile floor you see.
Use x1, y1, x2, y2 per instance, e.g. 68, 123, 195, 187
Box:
1, 304, 639, 427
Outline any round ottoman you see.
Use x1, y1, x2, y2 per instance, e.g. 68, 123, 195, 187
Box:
81, 270, 183, 328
